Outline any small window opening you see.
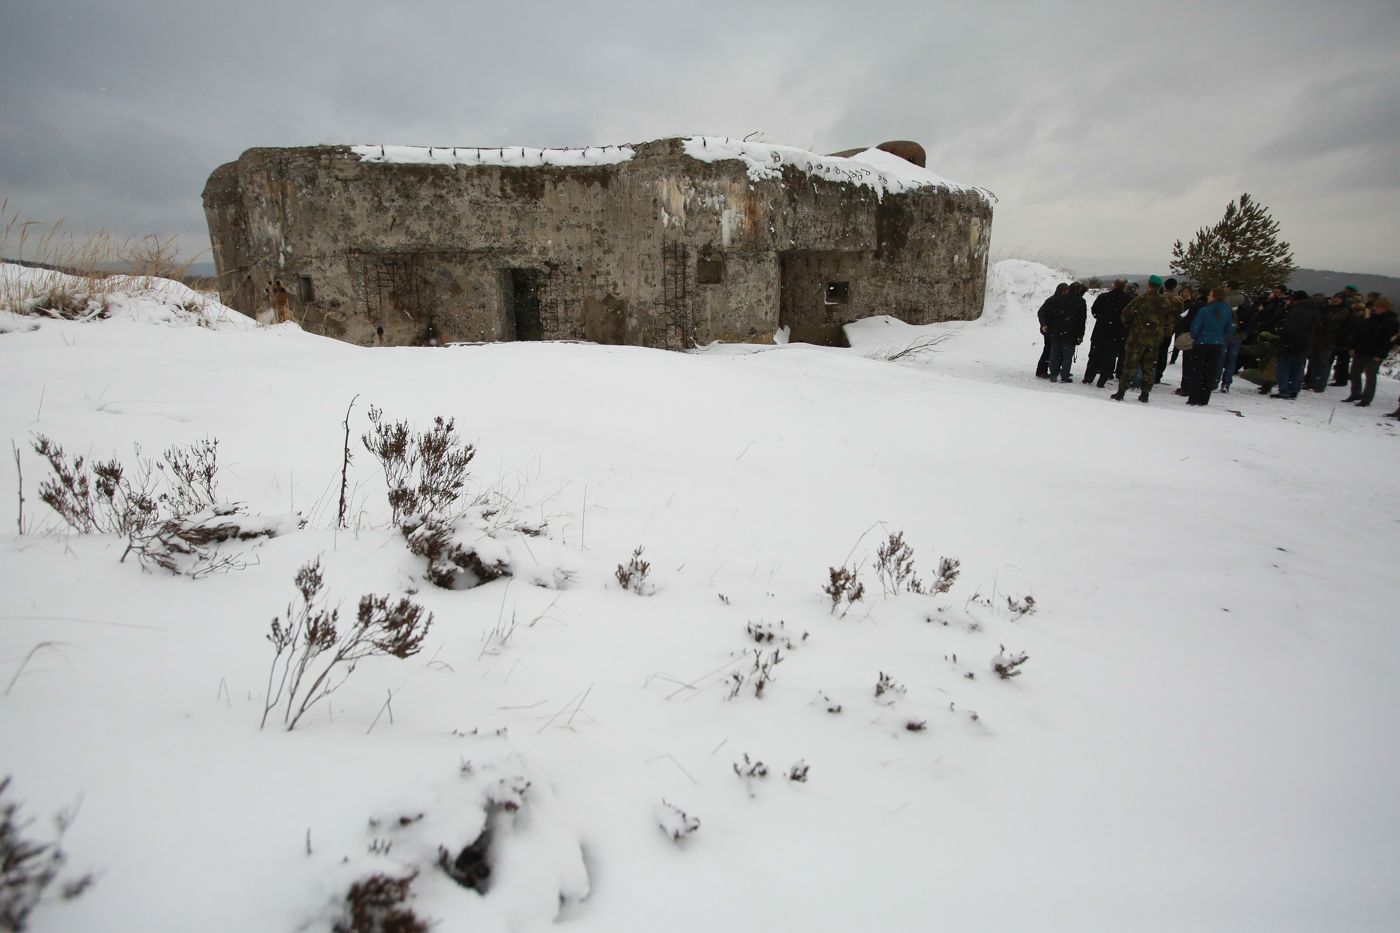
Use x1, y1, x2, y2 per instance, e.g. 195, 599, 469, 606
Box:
697, 258, 725, 285
298, 275, 315, 302
824, 281, 850, 305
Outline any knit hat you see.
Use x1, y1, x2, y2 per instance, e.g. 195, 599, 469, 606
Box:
1147, 274, 1164, 287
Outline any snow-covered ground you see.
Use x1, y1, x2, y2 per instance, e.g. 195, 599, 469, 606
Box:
2, 261, 1397, 932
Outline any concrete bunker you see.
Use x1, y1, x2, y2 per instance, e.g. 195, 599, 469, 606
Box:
203, 137, 993, 350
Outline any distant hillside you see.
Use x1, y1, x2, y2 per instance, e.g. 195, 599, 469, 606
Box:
1088, 268, 1400, 297
1286, 268, 1399, 297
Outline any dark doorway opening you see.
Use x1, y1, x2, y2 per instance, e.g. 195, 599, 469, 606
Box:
508, 269, 544, 341
779, 252, 855, 346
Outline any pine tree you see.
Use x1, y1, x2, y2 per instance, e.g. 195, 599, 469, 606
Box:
1170, 193, 1296, 292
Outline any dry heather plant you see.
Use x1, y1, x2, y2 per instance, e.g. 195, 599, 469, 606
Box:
992, 645, 1030, 679
872, 530, 961, 597
30, 435, 290, 576
726, 647, 784, 700
656, 800, 701, 844
262, 558, 433, 731
362, 407, 475, 525
615, 546, 652, 595
332, 871, 426, 933
874, 671, 906, 705
823, 564, 865, 616
0, 776, 95, 931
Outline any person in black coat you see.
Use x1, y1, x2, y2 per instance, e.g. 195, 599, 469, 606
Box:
1331, 299, 1362, 385
1343, 297, 1397, 407
1036, 283, 1070, 378
1045, 282, 1088, 382
1272, 291, 1323, 399
1172, 290, 1207, 396
1083, 279, 1131, 386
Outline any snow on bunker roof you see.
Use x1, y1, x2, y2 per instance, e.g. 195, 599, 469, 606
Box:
681, 137, 993, 202
350, 144, 635, 167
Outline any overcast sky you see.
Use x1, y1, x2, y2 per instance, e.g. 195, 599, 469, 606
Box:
3, 0, 1398, 275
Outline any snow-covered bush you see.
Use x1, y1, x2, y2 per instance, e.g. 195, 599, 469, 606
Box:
360, 407, 576, 591
29, 434, 296, 577
655, 800, 701, 843
0, 776, 94, 931
1006, 595, 1036, 618
332, 871, 426, 933
614, 546, 653, 595
874, 671, 906, 705
126, 504, 303, 578
732, 754, 768, 796
403, 506, 571, 591
261, 558, 433, 731
992, 645, 1029, 679
745, 619, 803, 649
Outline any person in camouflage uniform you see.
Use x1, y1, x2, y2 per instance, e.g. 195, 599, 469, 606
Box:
1111, 275, 1178, 402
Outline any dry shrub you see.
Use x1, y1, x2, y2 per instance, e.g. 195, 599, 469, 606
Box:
1, 202, 200, 318
333, 871, 426, 933
262, 558, 433, 731
0, 776, 95, 931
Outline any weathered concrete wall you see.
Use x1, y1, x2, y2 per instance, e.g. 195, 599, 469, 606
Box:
202, 138, 992, 349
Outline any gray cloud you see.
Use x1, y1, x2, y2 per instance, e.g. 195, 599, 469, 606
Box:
2, 0, 1398, 274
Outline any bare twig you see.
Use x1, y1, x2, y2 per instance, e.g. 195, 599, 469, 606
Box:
366, 687, 398, 735
644, 753, 699, 785
566, 684, 593, 727
337, 394, 359, 529
12, 440, 24, 534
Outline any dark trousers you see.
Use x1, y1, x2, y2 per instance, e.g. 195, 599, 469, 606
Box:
1156, 338, 1170, 383
1189, 345, 1224, 405
1179, 347, 1199, 393
1333, 349, 1352, 384
1350, 355, 1381, 404
1276, 353, 1307, 398
1089, 336, 1125, 386
1221, 339, 1242, 388
1306, 346, 1334, 391
1048, 338, 1077, 380
1082, 336, 1102, 382
1036, 334, 1051, 376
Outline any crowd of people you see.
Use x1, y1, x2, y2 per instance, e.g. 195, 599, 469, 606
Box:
1033, 276, 1400, 416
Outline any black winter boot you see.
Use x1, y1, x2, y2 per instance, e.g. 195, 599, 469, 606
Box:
1138, 391, 1150, 403
1110, 390, 1125, 401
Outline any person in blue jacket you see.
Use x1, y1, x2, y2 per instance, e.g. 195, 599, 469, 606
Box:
1186, 287, 1235, 406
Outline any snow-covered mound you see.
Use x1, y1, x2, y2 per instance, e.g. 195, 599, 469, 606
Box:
0, 261, 254, 330
2, 260, 1398, 933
